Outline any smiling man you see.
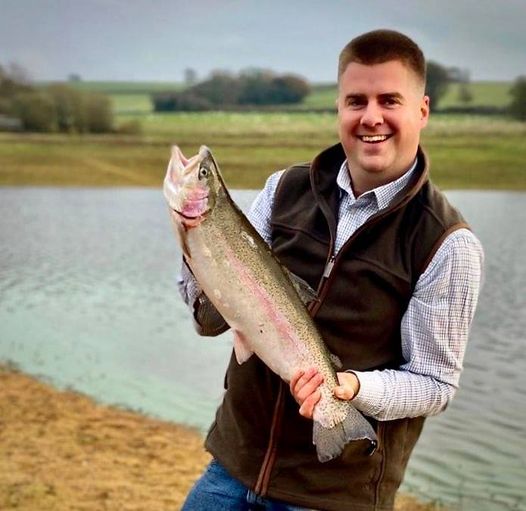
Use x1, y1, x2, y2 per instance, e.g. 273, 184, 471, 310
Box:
178, 30, 484, 511
337, 58, 429, 195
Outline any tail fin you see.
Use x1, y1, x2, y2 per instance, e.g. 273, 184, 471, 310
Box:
313, 405, 377, 463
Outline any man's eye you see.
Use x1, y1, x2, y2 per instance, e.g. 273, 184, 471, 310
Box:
382, 98, 399, 106
347, 99, 364, 108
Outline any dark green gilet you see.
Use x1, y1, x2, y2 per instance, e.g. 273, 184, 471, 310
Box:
205, 143, 469, 511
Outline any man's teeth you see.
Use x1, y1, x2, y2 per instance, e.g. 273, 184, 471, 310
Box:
360, 135, 389, 143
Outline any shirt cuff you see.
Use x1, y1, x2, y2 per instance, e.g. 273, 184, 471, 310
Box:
348, 370, 385, 417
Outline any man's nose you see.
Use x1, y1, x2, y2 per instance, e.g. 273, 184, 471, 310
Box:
360, 102, 383, 127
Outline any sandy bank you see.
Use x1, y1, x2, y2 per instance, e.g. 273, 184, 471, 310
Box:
0, 366, 446, 510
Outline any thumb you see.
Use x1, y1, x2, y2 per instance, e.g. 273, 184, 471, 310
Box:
333, 385, 354, 400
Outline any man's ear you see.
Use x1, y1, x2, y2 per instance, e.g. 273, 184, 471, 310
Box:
421, 95, 430, 127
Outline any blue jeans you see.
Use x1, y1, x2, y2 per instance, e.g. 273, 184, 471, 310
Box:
181, 459, 316, 511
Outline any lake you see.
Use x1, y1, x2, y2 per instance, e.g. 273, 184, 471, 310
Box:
0, 187, 524, 510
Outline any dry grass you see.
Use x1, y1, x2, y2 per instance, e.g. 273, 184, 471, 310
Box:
0, 366, 210, 511
0, 366, 448, 510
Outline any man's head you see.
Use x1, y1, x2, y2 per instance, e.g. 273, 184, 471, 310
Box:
338, 29, 426, 92
336, 29, 430, 195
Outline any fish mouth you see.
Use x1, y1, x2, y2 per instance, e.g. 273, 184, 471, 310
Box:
173, 209, 200, 220
172, 206, 209, 222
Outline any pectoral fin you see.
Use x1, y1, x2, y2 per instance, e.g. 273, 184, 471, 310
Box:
329, 353, 343, 370
284, 268, 318, 306
233, 330, 254, 364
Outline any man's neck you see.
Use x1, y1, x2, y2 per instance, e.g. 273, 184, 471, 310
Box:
348, 158, 418, 198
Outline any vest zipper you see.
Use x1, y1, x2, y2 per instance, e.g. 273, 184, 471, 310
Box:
322, 255, 335, 279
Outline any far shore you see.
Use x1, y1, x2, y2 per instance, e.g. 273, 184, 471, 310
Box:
0, 364, 449, 510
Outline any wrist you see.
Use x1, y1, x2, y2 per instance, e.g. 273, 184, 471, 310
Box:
347, 371, 360, 400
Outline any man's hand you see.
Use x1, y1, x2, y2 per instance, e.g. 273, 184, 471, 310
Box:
289, 368, 361, 419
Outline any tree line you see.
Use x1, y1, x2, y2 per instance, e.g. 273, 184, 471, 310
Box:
153, 63, 526, 121
0, 63, 114, 133
152, 69, 311, 112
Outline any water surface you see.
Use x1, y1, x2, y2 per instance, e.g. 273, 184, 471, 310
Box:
0, 187, 524, 510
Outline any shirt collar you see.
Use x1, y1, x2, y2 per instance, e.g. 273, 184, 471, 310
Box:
336, 158, 418, 210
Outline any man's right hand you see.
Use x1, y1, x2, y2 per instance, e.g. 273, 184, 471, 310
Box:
289, 368, 324, 419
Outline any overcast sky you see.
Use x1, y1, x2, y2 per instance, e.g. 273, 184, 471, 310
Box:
1, 0, 524, 83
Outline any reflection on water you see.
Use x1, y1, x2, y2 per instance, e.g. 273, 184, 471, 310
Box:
0, 188, 525, 510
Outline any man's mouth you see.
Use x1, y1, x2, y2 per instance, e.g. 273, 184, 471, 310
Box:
357, 134, 393, 144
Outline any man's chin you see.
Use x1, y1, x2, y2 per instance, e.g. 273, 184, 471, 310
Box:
355, 157, 390, 175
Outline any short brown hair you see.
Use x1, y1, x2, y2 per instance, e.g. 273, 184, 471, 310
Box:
338, 29, 426, 86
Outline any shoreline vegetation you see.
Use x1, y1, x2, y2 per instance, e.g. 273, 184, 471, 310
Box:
0, 111, 525, 190
0, 364, 449, 511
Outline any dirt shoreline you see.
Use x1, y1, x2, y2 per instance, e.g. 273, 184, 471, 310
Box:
0, 366, 446, 510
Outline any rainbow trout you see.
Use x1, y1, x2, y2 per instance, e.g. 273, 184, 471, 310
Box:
163, 145, 377, 462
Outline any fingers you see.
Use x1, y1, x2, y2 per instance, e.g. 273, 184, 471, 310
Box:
299, 389, 321, 419
290, 368, 324, 419
333, 371, 360, 401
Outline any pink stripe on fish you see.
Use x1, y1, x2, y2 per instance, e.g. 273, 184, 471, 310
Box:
223, 242, 308, 360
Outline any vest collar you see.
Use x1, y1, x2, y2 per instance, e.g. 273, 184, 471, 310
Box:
309, 143, 430, 228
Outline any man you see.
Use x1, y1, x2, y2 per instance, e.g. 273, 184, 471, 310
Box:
177, 29, 483, 511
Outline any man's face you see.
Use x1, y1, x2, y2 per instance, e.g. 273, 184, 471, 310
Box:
337, 60, 429, 193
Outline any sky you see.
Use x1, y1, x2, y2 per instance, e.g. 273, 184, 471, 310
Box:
1, 0, 525, 83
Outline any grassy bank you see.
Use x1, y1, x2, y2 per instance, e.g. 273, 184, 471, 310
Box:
0, 112, 524, 190
0, 365, 448, 510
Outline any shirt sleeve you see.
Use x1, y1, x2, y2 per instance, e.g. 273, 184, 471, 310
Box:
246, 169, 285, 243
351, 228, 484, 420
177, 170, 284, 335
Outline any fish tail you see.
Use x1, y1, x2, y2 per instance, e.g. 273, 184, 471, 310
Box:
313, 406, 377, 463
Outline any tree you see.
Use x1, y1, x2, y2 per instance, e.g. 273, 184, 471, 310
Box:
45, 84, 113, 133
191, 71, 242, 106
425, 61, 450, 111
0, 63, 33, 99
84, 92, 113, 133
269, 74, 310, 104
46, 84, 85, 132
509, 76, 526, 121
12, 91, 57, 132
152, 69, 311, 111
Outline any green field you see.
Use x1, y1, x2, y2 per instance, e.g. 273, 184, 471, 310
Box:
438, 81, 512, 108
302, 81, 513, 111
1, 108, 524, 190
1, 79, 524, 190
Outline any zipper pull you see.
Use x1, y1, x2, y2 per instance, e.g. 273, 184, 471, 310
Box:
322, 255, 335, 279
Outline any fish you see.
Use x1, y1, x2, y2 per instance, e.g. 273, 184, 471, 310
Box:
163, 145, 377, 462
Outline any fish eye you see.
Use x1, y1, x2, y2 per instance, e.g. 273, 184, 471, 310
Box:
199, 166, 209, 179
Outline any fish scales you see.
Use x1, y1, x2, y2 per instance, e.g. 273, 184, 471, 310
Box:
189, 199, 317, 380
163, 145, 377, 461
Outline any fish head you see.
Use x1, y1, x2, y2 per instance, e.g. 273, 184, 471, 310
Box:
163, 145, 222, 226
